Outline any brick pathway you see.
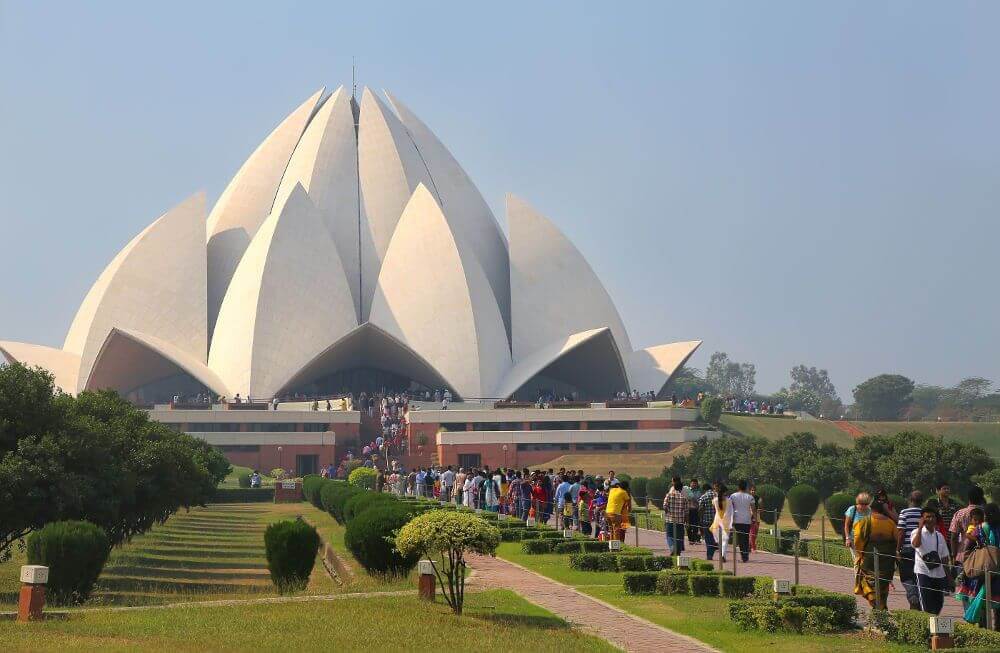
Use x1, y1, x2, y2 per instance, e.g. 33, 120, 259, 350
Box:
628, 526, 964, 618
468, 553, 717, 652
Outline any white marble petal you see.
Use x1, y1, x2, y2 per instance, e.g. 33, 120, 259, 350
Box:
207, 88, 326, 333
493, 327, 629, 399
85, 328, 230, 397
0, 341, 81, 394
508, 194, 633, 361
356, 87, 437, 319
370, 185, 509, 399
627, 340, 703, 398
63, 193, 209, 392
384, 90, 511, 336
272, 87, 362, 321
209, 184, 358, 399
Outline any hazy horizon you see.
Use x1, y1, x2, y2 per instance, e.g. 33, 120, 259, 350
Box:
1, 1, 997, 399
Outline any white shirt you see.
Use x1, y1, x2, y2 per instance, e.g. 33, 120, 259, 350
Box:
441, 470, 455, 486
911, 526, 950, 578
730, 492, 755, 524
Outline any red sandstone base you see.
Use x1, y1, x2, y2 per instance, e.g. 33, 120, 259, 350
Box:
418, 573, 435, 601
17, 584, 45, 622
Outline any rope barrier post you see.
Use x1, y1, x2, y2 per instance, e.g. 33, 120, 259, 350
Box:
987, 570, 994, 631
821, 517, 827, 564
717, 528, 723, 572
732, 541, 737, 575
873, 550, 882, 611
794, 532, 800, 586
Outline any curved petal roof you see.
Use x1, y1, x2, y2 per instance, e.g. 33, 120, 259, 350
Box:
357, 87, 438, 319
627, 340, 703, 398
370, 184, 509, 399
209, 184, 359, 399
85, 328, 229, 397
507, 194, 632, 360
63, 192, 209, 391
0, 341, 81, 394
384, 91, 511, 337
494, 327, 628, 399
272, 87, 362, 321
207, 88, 325, 334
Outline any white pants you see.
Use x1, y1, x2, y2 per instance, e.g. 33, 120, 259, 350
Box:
717, 527, 730, 558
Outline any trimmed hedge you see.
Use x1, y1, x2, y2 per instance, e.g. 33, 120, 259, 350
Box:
786, 484, 820, 530
882, 609, 1000, 650
521, 539, 555, 554
343, 491, 400, 523
655, 571, 690, 595
756, 484, 785, 525
344, 504, 419, 577
647, 477, 669, 506
264, 519, 321, 592
569, 552, 671, 572
825, 492, 853, 535
211, 488, 275, 503
720, 575, 757, 599
688, 573, 720, 596
729, 598, 848, 634
624, 572, 659, 594
238, 473, 252, 488
631, 477, 649, 504
802, 538, 853, 568
302, 474, 324, 508
325, 483, 362, 524
348, 466, 378, 490
26, 520, 110, 605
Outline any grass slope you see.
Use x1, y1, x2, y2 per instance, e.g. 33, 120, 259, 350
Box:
496, 543, 920, 653
0, 589, 614, 653
535, 445, 691, 477
720, 415, 853, 446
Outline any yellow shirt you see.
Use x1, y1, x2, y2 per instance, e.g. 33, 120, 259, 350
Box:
606, 488, 628, 515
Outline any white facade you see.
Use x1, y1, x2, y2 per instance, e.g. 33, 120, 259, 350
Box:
1, 84, 700, 402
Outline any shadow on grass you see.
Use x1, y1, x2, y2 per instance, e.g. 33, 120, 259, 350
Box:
96, 577, 271, 594
110, 555, 267, 570
135, 548, 265, 559
103, 566, 268, 581
473, 612, 571, 630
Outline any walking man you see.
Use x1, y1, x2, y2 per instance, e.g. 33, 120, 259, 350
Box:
730, 480, 755, 563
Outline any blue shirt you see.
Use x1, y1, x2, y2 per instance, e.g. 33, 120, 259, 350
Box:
570, 482, 581, 503
416, 471, 426, 484
556, 481, 572, 507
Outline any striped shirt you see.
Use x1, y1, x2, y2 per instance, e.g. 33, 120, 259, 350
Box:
896, 506, 921, 550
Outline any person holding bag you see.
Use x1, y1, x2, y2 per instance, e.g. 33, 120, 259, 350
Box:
956, 503, 1000, 626
911, 507, 951, 615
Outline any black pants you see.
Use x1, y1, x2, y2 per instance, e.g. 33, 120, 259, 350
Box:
898, 550, 921, 609
733, 522, 751, 562
687, 508, 701, 542
916, 574, 946, 615
703, 527, 717, 560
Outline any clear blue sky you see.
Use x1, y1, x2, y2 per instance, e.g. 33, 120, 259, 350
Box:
1, 1, 997, 398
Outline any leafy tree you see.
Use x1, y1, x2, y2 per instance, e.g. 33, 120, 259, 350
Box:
955, 377, 993, 407
348, 466, 377, 490
700, 396, 723, 425
974, 469, 1000, 504
395, 511, 500, 614
0, 365, 229, 559
792, 449, 850, 499
705, 352, 757, 399
852, 374, 915, 420
661, 366, 712, 399
773, 387, 822, 416
788, 365, 840, 403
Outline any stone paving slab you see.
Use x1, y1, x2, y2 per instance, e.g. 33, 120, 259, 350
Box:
468, 553, 717, 653
628, 526, 964, 618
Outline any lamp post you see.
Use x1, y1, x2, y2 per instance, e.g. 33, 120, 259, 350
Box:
502, 443, 508, 469
277, 446, 283, 476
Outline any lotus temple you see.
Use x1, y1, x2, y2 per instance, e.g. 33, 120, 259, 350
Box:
1, 85, 710, 473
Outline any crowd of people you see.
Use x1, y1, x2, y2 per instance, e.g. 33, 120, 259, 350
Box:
723, 396, 784, 415
375, 465, 635, 541
661, 476, 762, 564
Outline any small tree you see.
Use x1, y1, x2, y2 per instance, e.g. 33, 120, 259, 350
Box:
263, 518, 320, 593
395, 511, 500, 615
646, 477, 669, 506
786, 484, 820, 530
348, 466, 377, 490
700, 396, 723, 425
631, 477, 649, 504
756, 484, 785, 525
26, 520, 110, 605
825, 492, 854, 535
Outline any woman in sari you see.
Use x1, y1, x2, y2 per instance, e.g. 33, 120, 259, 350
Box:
853, 500, 897, 608
955, 503, 1000, 625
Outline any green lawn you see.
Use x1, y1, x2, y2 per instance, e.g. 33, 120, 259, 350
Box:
720, 415, 854, 446
1, 502, 412, 609
0, 589, 614, 653
495, 543, 921, 653
218, 465, 276, 488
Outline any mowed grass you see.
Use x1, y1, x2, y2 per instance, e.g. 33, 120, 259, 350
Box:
0, 589, 615, 653
495, 543, 920, 653
536, 446, 691, 477
720, 414, 854, 446
0, 501, 410, 609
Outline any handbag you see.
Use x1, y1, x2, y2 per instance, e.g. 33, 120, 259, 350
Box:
920, 532, 943, 571
963, 544, 1000, 579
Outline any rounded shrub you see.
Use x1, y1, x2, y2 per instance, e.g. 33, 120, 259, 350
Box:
344, 491, 399, 523
263, 518, 321, 593
616, 473, 632, 485
238, 473, 252, 489
328, 484, 362, 524
756, 485, 785, 525
701, 396, 723, 424
344, 504, 419, 577
348, 466, 378, 490
26, 520, 110, 605
786, 484, 821, 530
825, 492, 854, 535
302, 474, 324, 508
630, 477, 649, 504
647, 477, 669, 506
320, 479, 348, 514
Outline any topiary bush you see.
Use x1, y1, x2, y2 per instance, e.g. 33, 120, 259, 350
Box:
786, 484, 820, 530
320, 480, 347, 514
646, 477, 669, 507
302, 474, 324, 508
343, 491, 399, 523
825, 492, 854, 535
720, 575, 758, 599
348, 466, 378, 490
688, 573, 721, 596
327, 483, 362, 524
344, 504, 418, 577
521, 539, 555, 554
26, 520, 110, 605
701, 395, 723, 424
655, 570, 690, 595
263, 519, 321, 592
631, 477, 649, 504
238, 473, 252, 488
756, 484, 785, 525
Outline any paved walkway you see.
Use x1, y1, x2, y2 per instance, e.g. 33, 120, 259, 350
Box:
468, 553, 717, 653
628, 526, 964, 618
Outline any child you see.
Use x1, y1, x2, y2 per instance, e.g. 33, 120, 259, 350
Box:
562, 492, 574, 527
578, 490, 592, 536
955, 506, 986, 609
